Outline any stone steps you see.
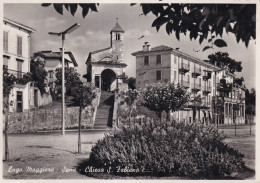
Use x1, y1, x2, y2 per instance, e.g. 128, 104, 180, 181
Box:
93, 92, 114, 129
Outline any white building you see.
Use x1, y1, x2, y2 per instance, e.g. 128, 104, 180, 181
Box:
132, 43, 246, 125
3, 17, 35, 112
85, 21, 127, 92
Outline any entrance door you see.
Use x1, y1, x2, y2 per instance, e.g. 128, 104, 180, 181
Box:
17, 91, 23, 112
101, 69, 116, 91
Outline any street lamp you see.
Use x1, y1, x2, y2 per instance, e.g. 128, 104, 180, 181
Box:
48, 23, 80, 136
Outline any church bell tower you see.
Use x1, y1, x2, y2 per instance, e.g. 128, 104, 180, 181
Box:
110, 18, 124, 62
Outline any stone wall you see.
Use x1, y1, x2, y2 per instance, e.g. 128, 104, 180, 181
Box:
6, 106, 95, 133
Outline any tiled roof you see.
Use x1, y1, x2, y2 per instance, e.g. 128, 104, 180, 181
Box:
90, 47, 111, 54
132, 45, 173, 55
4, 17, 36, 32
111, 22, 124, 33
37, 51, 78, 66
92, 61, 127, 67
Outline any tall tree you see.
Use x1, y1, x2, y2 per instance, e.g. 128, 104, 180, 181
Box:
143, 83, 190, 119
245, 88, 255, 116
127, 77, 136, 90
55, 67, 82, 96
30, 55, 48, 95
42, 3, 256, 48
205, 52, 243, 74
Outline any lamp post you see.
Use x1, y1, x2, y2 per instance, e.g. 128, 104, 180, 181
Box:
48, 23, 80, 135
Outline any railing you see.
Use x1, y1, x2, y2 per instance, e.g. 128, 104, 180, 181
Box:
193, 67, 202, 75
6, 69, 26, 79
180, 81, 190, 88
178, 63, 190, 74
112, 91, 119, 128
193, 83, 201, 90
203, 86, 212, 93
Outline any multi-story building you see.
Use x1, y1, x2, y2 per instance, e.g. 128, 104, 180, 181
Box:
3, 17, 35, 112
132, 42, 245, 125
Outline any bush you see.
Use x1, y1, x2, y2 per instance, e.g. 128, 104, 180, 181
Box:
88, 118, 244, 178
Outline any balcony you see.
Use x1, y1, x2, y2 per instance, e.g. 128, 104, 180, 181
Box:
201, 102, 211, 109
191, 83, 201, 92
178, 63, 190, 74
6, 69, 31, 85
203, 86, 212, 95
203, 72, 211, 80
192, 67, 202, 78
180, 81, 190, 88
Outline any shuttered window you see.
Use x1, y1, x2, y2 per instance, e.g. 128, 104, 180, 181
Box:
17, 36, 23, 56
156, 70, 161, 81
3, 31, 8, 52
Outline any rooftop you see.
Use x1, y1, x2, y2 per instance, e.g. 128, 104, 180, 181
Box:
131, 45, 173, 55
36, 51, 78, 66
4, 17, 36, 33
111, 22, 124, 33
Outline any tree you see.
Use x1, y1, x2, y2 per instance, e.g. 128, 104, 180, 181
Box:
245, 88, 255, 116
190, 95, 202, 122
127, 77, 136, 90
143, 83, 190, 119
76, 83, 96, 153
30, 54, 48, 95
55, 67, 82, 96
42, 3, 255, 48
205, 52, 243, 74
3, 66, 32, 161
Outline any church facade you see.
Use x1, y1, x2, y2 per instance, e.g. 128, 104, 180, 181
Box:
86, 21, 127, 91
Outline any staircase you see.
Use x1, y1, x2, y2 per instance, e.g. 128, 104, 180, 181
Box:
94, 91, 114, 129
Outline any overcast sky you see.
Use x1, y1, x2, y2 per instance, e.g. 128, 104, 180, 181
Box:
4, 3, 256, 89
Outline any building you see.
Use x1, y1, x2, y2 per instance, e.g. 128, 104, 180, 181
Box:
33, 50, 78, 90
3, 17, 35, 112
85, 20, 127, 92
132, 42, 245, 125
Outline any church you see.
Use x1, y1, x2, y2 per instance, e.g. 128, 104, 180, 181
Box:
85, 20, 127, 91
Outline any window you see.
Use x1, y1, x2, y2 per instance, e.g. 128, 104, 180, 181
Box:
144, 56, 149, 65
156, 70, 161, 81
174, 56, 177, 64
199, 78, 201, 86
49, 71, 54, 78
3, 56, 9, 67
116, 34, 120, 40
156, 55, 161, 64
3, 31, 8, 52
174, 70, 177, 80
17, 59, 23, 78
17, 36, 23, 56
187, 75, 190, 83
16, 91, 23, 112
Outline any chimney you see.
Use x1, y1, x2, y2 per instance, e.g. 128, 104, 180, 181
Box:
143, 42, 150, 51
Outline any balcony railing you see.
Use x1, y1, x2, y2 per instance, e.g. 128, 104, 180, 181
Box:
5, 68, 31, 85
203, 73, 211, 80
178, 63, 190, 74
203, 86, 212, 95
180, 81, 190, 88
192, 83, 201, 92
192, 67, 202, 77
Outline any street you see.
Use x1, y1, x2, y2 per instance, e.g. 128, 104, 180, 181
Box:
3, 124, 255, 179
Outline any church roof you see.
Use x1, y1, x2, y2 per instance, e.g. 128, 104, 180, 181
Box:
111, 22, 124, 33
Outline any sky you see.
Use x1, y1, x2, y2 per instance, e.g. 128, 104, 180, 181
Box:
4, 3, 256, 89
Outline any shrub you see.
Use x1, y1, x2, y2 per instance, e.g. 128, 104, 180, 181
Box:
88, 118, 244, 178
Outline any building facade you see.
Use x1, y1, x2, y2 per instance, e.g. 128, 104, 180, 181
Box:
86, 21, 127, 92
132, 42, 245, 125
3, 17, 35, 112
